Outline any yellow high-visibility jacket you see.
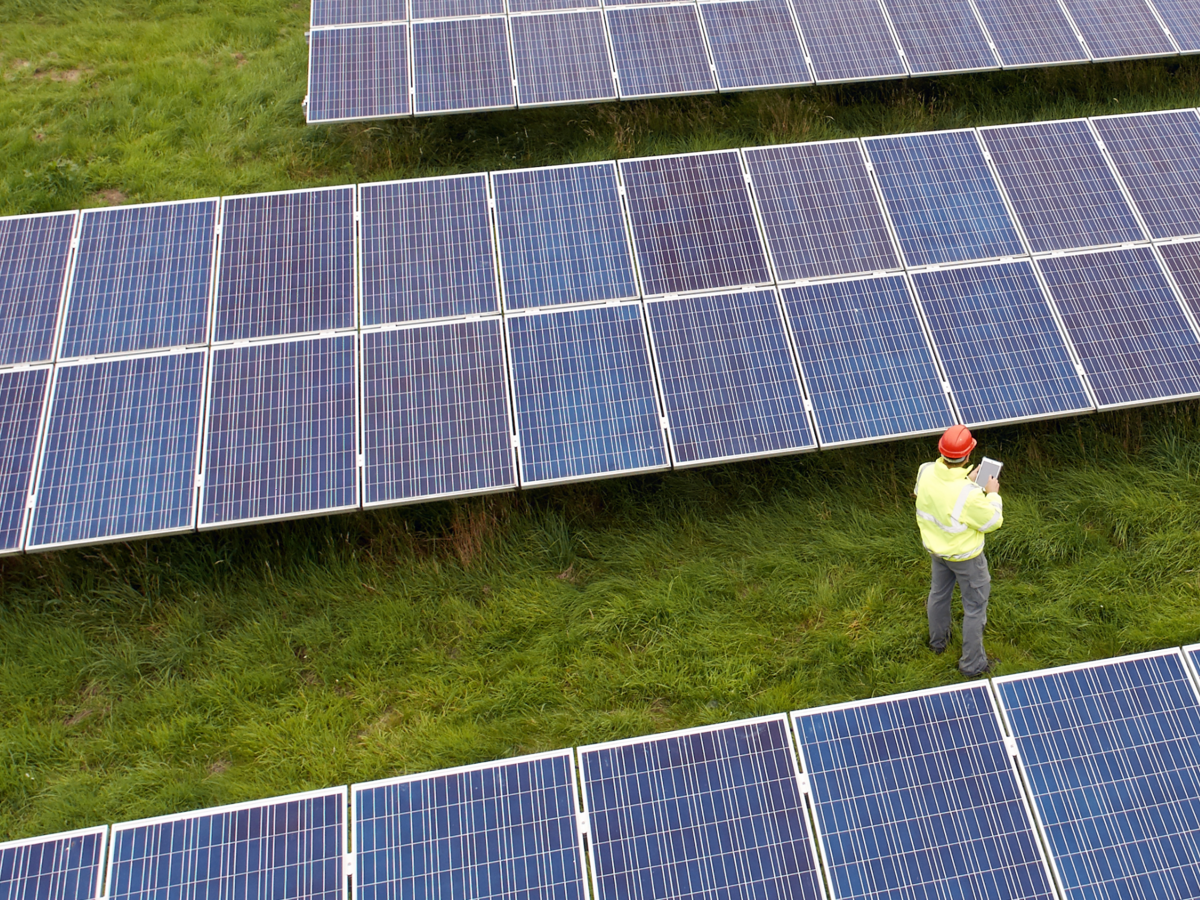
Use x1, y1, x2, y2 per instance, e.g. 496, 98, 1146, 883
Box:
914, 458, 1003, 561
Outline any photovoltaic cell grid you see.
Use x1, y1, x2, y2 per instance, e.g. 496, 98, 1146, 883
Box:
361, 320, 515, 507
353, 752, 586, 900
606, 5, 715, 100
1057, 0, 1175, 59
0, 368, 50, 554
994, 651, 1200, 900
311, 0, 406, 26
1158, 240, 1200, 322
412, 18, 514, 115
579, 716, 825, 900
698, 0, 811, 91
786, 0, 906, 82
881, 0, 999, 74
0, 212, 75, 367
793, 685, 1057, 900
511, 0, 601, 11
510, 11, 616, 107
412, 0, 503, 17
645, 290, 815, 465
307, 24, 410, 123
106, 790, 345, 900
971, 0, 1089, 67
1150, 0, 1200, 51
0, 828, 106, 900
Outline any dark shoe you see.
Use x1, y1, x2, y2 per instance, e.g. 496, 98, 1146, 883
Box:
962, 657, 999, 678
929, 643, 946, 655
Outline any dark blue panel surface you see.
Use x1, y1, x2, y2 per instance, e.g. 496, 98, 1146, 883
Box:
865, 130, 1026, 267
1038, 246, 1200, 408
1058, 0, 1174, 58
743, 140, 901, 281
29, 352, 205, 550
913, 261, 1093, 425
412, 18, 514, 114
795, 686, 1056, 900
621, 151, 770, 295
699, 0, 811, 90
788, 0, 906, 82
355, 753, 586, 900
201, 335, 357, 526
1149, 0, 1200, 51
782, 275, 954, 446
307, 24, 410, 123
0, 212, 75, 366
973, 0, 1090, 66
360, 175, 498, 326
108, 791, 344, 900
995, 652, 1200, 900
882, 0, 999, 73
0, 829, 105, 900
311, 0, 406, 25
1158, 240, 1200, 322
506, 303, 668, 486
0, 369, 49, 554
579, 717, 825, 900
646, 290, 814, 464
511, 11, 616, 106
412, 0, 502, 16
62, 200, 216, 358
362, 320, 515, 505
215, 188, 355, 342
607, 5, 716, 99
493, 162, 637, 311
510, 0, 600, 11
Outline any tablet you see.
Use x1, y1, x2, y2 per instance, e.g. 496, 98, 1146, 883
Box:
974, 456, 1002, 487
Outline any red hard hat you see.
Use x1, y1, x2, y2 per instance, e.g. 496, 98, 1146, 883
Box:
938, 425, 976, 460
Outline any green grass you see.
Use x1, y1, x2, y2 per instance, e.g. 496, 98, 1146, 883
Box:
4, 0, 1200, 844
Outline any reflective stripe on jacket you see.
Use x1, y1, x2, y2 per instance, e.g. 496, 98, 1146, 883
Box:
914, 458, 1003, 561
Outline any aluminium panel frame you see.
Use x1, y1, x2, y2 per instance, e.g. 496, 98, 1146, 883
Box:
305, 22, 414, 125
0, 825, 109, 900
509, 7, 620, 108
605, 1, 719, 101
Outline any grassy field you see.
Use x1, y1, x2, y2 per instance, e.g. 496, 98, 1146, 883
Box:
4, 0, 1200, 845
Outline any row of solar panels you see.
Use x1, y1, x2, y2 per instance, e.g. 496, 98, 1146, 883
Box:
304, 0, 1200, 121
6, 107, 1200, 552
8, 645, 1200, 900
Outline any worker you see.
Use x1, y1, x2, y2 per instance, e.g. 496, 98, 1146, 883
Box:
914, 424, 1002, 678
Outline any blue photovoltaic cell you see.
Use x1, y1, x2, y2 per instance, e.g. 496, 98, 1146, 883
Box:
1092, 110, 1200, 240
311, 0, 406, 25
1149, 0, 1200, 51
511, 0, 600, 10
781, 275, 954, 446
788, 0, 906, 82
0, 212, 75, 366
511, 11, 616, 106
28, 352, 205, 550
1038, 246, 1200, 408
646, 290, 815, 465
307, 24, 409, 123
492, 162, 637, 310
108, 791, 344, 900
61, 200, 216, 358
412, 18, 514, 114
362, 320, 515, 506
0, 368, 50, 555
881, 0, 999, 74
620, 152, 770, 295
972, 0, 1089, 66
995, 652, 1200, 900
607, 5, 716, 99
0, 828, 106, 900
215, 188, 355, 342
201, 335, 357, 527
699, 0, 812, 91
359, 175, 498, 326
506, 303, 668, 486
981, 120, 1144, 252
1058, 0, 1174, 59
865, 130, 1026, 267
579, 717, 825, 900
913, 261, 1093, 426
411, 0, 502, 16
743, 141, 901, 281
355, 753, 586, 900
1158, 240, 1200, 322
794, 686, 1057, 900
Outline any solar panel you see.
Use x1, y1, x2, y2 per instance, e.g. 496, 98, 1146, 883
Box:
215, 187, 355, 342
793, 684, 1057, 900
411, 0, 502, 16
606, 5, 716, 99
781, 275, 954, 447
361, 319, 516, 506
359, 174, 499, 326
1148, 0, 1200, 51
60, 200, 216, 358
511, 11, 617, 106
994, 650, 1200, 900
107, 789, 345, 900
492, 162, 637, 311
0, 367, 50, 555
0, 827, 107, 900
864, 130, 1026, 267
620, 151, 771, 296
307, 24, 410, 123
971, 0, 1090, 66
1091, 109, 1200, 240
353, 751, 587, 900
1158, 240, 1200, 321
912, 261, 1094, 426
1057, 0, 1175, 59
698, 0, 812, 91
787, 0, 906, 82
743, 140, 901, 281
510, 0, 600, 11
201, 334, 358, 528
27, 351, 205, 551
0, 211, 76, 366
645, 289, 815, 465
506, 303, 668, 486
881, 0, 999, 73
412, 18, 514, 115
311, 0, 407, 26
578, 715, 826, 900
1037, 246, 1200, 408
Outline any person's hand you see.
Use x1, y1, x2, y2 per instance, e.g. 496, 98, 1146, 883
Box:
969, 466, 980, 480
985, 476, 999, 494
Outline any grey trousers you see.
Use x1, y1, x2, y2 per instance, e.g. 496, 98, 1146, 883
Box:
928, 552, 990, 676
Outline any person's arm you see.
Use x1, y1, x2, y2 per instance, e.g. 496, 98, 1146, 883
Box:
962, 483, 1003, 533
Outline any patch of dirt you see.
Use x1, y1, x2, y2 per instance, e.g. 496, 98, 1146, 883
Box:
95, 189, 126, 206
207, 759, 230, 776
50, 68, 86, 82
63, 708, 93, 727
33, 132, 45, 142
10, 59, 30, 70
231, 53, 246, 67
